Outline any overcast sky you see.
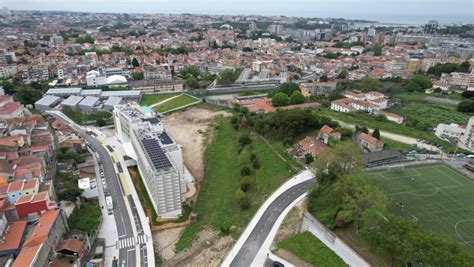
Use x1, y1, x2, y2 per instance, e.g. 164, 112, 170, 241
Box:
3, 0, 473, 24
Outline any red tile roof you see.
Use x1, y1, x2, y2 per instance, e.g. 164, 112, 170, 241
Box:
0, 102, 21, 115
23, 209, 59, 247
12, 243, 43, 267
0, 220, 27, 252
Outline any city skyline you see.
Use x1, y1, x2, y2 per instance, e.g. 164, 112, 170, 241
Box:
3, 0, 473, 24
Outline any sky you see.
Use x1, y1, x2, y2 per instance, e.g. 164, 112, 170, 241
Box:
2, 0, 473, 24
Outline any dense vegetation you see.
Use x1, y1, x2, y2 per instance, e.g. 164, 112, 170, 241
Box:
427, 61, 470, 76
216, 69, 241, 86
68, 201, 101, 235
62, 106, 113, 126
307, 143, 474, 266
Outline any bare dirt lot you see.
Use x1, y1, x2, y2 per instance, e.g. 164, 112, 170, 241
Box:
155, 227, 233, 267
162, 107, 231, 182
155, 106, 232, 264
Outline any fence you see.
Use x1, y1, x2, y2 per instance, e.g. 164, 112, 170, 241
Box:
301, 211, 370, 267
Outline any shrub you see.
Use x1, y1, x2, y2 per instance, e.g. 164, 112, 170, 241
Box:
238, 134, 252, 148
241, 176, 254, 192
272, 92, 290, 107
240, 166, 251, 176
252, 158, 260, 169
304, 153, 314, 164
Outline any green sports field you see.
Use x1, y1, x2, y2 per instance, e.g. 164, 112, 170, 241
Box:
366, 163, 474, 250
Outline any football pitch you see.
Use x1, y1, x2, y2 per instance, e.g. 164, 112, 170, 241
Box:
366, 163, 474, 250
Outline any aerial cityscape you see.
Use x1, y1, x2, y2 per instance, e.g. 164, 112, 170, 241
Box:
0, 1, 473, 266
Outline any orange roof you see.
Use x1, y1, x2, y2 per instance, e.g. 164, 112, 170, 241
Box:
359, 132, 384, 147
0, 136, 24, 147
23, 209, 59, 247
320, 125, 335, 135
22, 178, 38, 191
0, 220, 27, 252
32, 191, 48, 202
298, 137, 328, 156
7, 180, 23, 192
15, 194, 34, 205
12, 243, 43, 267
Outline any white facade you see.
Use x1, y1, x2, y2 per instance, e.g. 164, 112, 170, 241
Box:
459, 117, 474, 152
435, 123, 465, 140
114, 105, 185, 218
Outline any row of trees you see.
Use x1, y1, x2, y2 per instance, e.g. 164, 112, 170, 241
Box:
308, 143, 474, 266
271, 82, 306, 107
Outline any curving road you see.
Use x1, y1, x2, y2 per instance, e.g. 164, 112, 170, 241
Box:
50, 112, 145, 266
230, 178, 316, 267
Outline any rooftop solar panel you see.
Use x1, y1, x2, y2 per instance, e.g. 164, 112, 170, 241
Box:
142, 138, 173, 170
159, 132, 173, 145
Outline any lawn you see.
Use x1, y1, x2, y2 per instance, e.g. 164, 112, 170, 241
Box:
390, 92, 472, 127
277, 232, 347, 267
69, 201, 101, 235
140, 93, 180, 106
153, 94, 199, 113
366, 163, 474, 250
175, 118, 297, 251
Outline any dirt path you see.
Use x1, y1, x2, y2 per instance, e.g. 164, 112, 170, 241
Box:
150, 94, 183, 108
336, 120, 441, 152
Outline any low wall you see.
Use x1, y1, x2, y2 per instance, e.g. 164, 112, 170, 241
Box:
301, 211, 370, 267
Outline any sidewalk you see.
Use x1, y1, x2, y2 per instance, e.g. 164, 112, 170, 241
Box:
222, 170, 313, 267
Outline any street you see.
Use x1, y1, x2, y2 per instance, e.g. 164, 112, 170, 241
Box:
229, 178, 316, 267
51, 113, 146, 266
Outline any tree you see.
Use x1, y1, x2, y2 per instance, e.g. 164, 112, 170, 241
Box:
313, 142, 363, 181
0, 80, 15, 95
216, 69, 240, 86
131, 71, 144, 80
304, 153, 314, 164
372, 44, 382, 56
457, 100, 474, 112
289, 91, 305, 105
272, 92, 289, 107
240, 166, 251, 177
337, 69, 349, 79
186, 76, 200, 89
405, 81, 422, 92
411, 75, 432, 89
238, 134, 252, 148
241, 176, 255, 192
14, 86, 42, 105
319, 74, 328, 82
131, 57, 140, 68
96, 118, 106, 127
278, 82, 300, 96
242, 47, 253, 52
372, 129, 381, 140
359, 77, 381, 92
59, 188, 83, 202
461, 90, 474, 99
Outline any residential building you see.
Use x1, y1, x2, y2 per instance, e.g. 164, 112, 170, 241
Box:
300, 81, 337, 97
331, 91, 388, 113
317, 125, 341, 144
435, 122, 465, 142
0, 65, 17, 79
297, 136, 328, 156
114, 105, 185, 218
0, 217, 27, 257
356, 132, 384, 152
459, 116, 474, 152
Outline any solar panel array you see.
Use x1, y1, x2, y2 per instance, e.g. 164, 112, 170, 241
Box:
142, 117, 160, 125
142, 138, 173, 170
159, 132, 173, 145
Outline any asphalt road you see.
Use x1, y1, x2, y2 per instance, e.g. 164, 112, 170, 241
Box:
51, 113, 144, 266
230, 178, 316, 267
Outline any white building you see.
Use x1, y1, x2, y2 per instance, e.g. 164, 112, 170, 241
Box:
114, 105, 185, 218
435, 123, 465, 141
459, 117, 474, 152
86, 70, 127, 87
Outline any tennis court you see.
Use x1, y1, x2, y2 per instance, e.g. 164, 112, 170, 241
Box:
366, 163, 474, 250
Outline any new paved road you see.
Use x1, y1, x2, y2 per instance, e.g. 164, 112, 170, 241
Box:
51, 113, 144, 266
230, 178, 316, 267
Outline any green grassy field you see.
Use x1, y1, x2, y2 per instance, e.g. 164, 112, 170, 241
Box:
69, 201, 101, 235
175, 118, 297, 251
366, 163, 474, 250
277, 232, 347, 267
390, 92, 472, 127
140, 93, 180, 106
153, 94, 199, 113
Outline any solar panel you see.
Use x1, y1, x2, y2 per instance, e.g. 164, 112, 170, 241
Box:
142, 138, 173, 170
141, 117, 160, 125
159, 132, 173, 145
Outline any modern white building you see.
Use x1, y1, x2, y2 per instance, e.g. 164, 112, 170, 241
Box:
114, 104, 185, 218
86, 70, 128, 87
459, 117, 474, 152
435, 116, 474, 152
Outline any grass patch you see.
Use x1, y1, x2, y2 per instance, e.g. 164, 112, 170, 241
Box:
390, 92, 472, 127
366, 163, 474, 249
140, 93, 180, 106
381, 137, 418, 151
128, 166, 158, 224
69, 201, 101, 235
175, 118, 296, 251
277, 231, 347, 267
154, 94, 199, 113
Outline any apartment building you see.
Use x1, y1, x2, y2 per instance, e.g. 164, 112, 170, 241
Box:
113, 105, 185, 218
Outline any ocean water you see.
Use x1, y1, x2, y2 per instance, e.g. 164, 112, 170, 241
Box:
4, 0, 473, 25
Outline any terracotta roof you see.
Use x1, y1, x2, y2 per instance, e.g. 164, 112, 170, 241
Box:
0, 220, 27, 252
0, 136, 24, 148
32, 191, 48, 202
359, 132, 384, 147
7, 181, 23, 193
319, 125, 335, 135
22, 179, 38, 191
15, 194, 34, 205
23, 209, 59, 247
12, 243, 43, 267
0, 184, 9, 195
298, 137, 328, 156
0, 102, 21, 115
